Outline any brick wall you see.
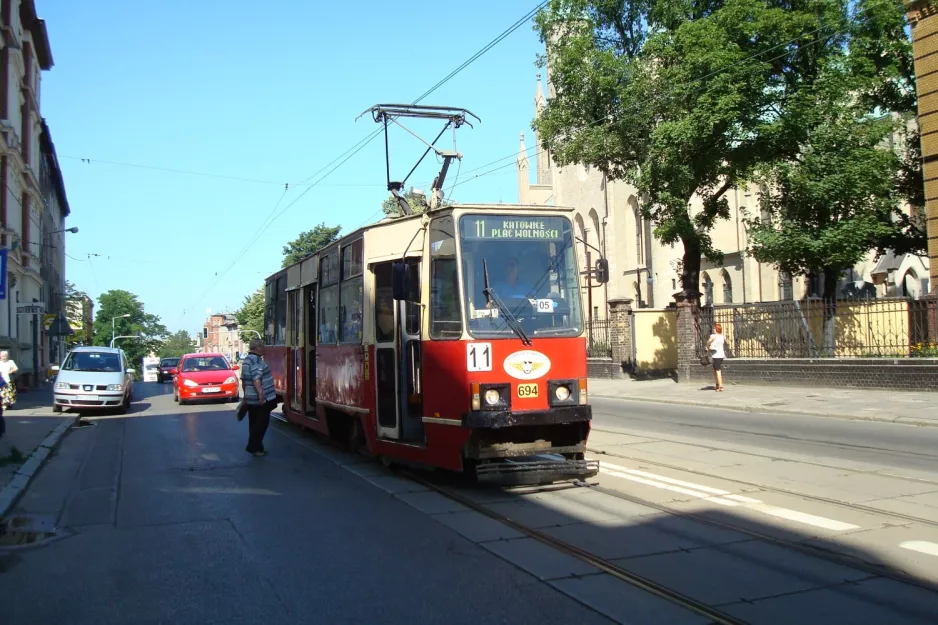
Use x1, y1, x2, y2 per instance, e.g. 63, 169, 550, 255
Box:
685, 357, 938, 391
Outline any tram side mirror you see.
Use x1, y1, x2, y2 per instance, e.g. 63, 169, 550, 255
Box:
595, 258, 610, 284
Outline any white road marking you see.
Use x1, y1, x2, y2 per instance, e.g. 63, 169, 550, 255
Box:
597, 461, 860, 531
899, 541, 938, 557
600, 467, 740, 506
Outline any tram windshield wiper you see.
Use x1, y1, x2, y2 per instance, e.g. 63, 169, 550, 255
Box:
482, 258, 532, 346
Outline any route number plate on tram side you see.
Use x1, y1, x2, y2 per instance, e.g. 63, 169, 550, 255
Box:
517, 383, 539, 398
467, 343, 492, 372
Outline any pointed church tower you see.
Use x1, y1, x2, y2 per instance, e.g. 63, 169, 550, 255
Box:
533, 74, 552, 186
517, 132, 530, 203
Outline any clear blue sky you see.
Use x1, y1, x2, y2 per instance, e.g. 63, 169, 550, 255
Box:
41, 0, 545, 335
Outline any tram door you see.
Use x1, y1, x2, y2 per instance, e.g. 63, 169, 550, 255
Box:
289, 289, 303, 414
305, 284, 317, 417
374, 260, 425, 442
374, 262, 400, 439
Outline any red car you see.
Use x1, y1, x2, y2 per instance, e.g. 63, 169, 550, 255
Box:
173, 353, 240, 405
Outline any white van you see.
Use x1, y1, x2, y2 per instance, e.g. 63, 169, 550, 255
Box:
143, 356, 160, 382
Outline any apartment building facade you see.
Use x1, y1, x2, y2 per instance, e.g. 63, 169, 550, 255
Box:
0, 0, 70, 385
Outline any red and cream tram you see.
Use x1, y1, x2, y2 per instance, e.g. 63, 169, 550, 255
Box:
262, 204, 606, 484
261, 104, 606, 484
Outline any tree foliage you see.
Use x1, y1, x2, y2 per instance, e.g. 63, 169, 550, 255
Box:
159, 330, 197, 359
282, 223, 342, 268
235, 288, 265, 339
381, 191, 452, 217
747, 105, 899, 298
532, 0, 915, 301
848, 0, 924, 256
91, 290, 168, 368
63, 280, 89, 348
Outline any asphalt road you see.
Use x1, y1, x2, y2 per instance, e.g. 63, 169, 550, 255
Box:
590, 396, 938, 476
3, 384, 938, 625
0, 383, 614, 625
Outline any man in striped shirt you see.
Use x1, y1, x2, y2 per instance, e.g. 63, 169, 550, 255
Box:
239, 338, 277, 456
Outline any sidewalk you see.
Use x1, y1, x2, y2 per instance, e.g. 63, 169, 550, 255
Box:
0, 384, 77, 517
588, 377, 938, 427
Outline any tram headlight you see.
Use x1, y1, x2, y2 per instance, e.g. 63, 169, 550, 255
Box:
548, 379, 578, 406
554, 385, 571, 402
475, 383, 510, 411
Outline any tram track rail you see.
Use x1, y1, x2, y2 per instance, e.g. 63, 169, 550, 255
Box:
398, 468, 938, 624
569, 477, 938, 593
272, 418, 938, 623
587, 444, 938, 530
397, 469, 749, 625
589, 426, 938, 485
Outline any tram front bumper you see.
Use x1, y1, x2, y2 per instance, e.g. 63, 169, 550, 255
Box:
462, 405, 592, 429
462, 405, 598, 485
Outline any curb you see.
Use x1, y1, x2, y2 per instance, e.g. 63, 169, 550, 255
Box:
0, 415, 80, 519
591, 393, 938, 428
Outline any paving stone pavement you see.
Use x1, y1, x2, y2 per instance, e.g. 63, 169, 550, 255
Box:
588, 377, 938, 426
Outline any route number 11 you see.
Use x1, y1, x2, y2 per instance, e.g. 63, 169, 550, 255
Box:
467, 343, 492, 372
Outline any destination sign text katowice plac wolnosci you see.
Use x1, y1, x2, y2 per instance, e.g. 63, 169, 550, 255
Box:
463, 218, 565, 241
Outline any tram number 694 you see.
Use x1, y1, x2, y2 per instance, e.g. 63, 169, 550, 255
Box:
517, 383, 539, 398
467, 343, 492, 372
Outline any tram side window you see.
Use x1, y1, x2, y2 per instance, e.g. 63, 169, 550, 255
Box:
275, 275, 287, 345
374, 263, 394, 343
291, 290, 302, 346
264, 281, 275, 344
404, 259, 420, 335
340, 278, 363, 343
319, 251, 339, 344
429, 216, 461, 339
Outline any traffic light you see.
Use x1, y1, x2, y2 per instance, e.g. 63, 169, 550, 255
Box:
595, 258, 609, 284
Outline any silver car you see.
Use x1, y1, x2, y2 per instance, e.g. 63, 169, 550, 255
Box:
51, 346, 136, 414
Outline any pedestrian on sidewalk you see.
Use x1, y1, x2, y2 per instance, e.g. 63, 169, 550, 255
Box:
0, 350, 18, 409
238, 338, 277, 457
706, 323, 726, 392
0, 375, 6, 438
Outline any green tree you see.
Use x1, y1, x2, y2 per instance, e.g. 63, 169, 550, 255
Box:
848, 0, 924, 256
381, 191, 452, 217
282, 223, 342, 268
92, 290, 169, 368
532, 0, 850, 300
235, 287, 265, 338
63, 280, 89, 348
747, 101, 899, 352
159, 330, 197, 359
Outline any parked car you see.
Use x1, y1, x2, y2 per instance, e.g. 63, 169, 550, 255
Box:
51, 346, 135, 414
157, 357, 180, 383
173, 352, 240, 405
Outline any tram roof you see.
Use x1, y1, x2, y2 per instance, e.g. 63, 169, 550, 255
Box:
265, 202, 576, 283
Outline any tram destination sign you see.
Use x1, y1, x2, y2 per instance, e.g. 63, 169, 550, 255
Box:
462, 216, 566, 242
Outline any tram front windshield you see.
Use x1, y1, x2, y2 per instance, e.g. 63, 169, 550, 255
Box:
458, 214, 583, 339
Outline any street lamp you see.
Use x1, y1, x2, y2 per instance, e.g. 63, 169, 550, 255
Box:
51, 227, 79, 235
111, 334, 143, 348
239, 330, 262, 339
112, 314, 130, 346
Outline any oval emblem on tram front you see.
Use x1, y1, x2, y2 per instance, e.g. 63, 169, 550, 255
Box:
503, 350, 552, 381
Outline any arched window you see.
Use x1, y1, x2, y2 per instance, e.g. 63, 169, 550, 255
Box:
701, 273, 713, 306
630, 197, 643, 265
721, 270, 733, 304
779, 272, 793, 300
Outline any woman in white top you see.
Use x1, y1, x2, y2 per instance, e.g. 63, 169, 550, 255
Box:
0, 350, 19, 407
705, 323, 726, 391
